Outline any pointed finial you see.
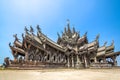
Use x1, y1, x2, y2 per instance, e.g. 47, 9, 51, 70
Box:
9, 42, 11, 47
37, 25, 41, 33
111, 40, 114, 46
67, 19, 70, 24
103, 41, 107, 46
13, 34, 17, 37
22, 33, 24, 38
57, 32, 61, 38
64, 27, 67, 33
84, 32, 87, 36
73, 26, 75, 33
24, 26, 29, 33
78, 31, 80, 36
30, 26, 34, 33
67, 19, 70, 30
13, 34, 19, 41
96, 34, 100, 40
67, 20, 71, 34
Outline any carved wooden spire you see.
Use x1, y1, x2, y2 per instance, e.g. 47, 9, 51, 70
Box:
64, 27, 67, 33
24, 26, 29, 34
84, 32, 87, 37
103, 41, 107, 46
111, 40, 114, 46
37, 25, 41, 33
67, 24, 71, 34
13, 34, 19, 41
57, 32, 61, 44
9, 42, 11, 47
22, 33, 24, 39
73, 27, 75, 34
57, 32, 61, 38
66, 19, 72, 38
96, 34, 100, 41
30, 26, 34, 33
67, 19, 70, 26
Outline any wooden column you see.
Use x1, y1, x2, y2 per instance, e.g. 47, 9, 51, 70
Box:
25, 51, 28, 62
67, 56, 70, 68
63, 55, 66, 63
42, 52, 45, 62
112, 56, 117, 66
61, 54, 63, 63
50, 53, 53, 62
25, 44, 31, 62
84, 54, 88, 68
76, 54, 81, 68
59, 53, 61, 63
103, 57, 106, 62
94, 52, 97, 63
71, 54, 74, 68
49, 48, 53, 63
94, 57, 97, 63
14, 52, 18, 62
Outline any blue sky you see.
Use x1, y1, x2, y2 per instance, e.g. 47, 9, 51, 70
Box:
0, 0, 120, 65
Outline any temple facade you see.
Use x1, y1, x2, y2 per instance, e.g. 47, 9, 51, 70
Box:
4, 21, 120, 69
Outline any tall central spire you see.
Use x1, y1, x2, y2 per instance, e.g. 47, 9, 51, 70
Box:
67, 19, 70, 25
66, 19, 72, 38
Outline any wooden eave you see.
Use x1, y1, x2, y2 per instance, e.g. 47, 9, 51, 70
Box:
79, 45, 87, 52
25, 39, 45, 51
45, 40, 65, 52
14, 40, 22, 48
106, 45, 114, 51
105, 51, 120, 57
77, 35, 87, 44
38, 32, 65, 52
25, 33, 42, 45
87, 40, 97, 48
97, 46, 106, 52
10, 46, 25, 56
96, 51, 105, 57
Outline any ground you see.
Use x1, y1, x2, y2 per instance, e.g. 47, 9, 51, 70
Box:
0, 69, 120, 80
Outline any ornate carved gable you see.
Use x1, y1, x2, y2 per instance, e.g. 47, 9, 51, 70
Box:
57, 20, 80, 48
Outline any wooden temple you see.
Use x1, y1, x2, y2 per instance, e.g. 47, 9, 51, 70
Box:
4, 21, 120, 69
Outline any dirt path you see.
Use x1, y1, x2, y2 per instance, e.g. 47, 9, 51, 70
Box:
0, 69, 120, 80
